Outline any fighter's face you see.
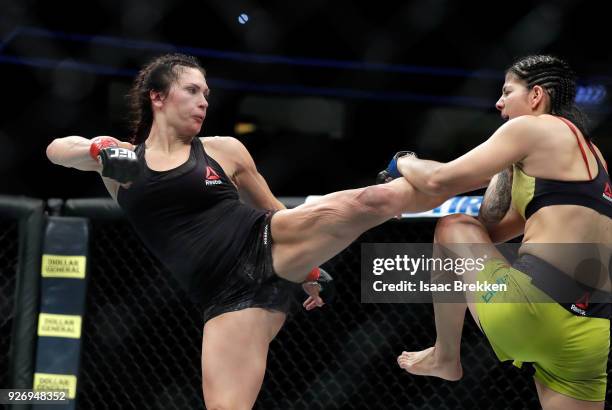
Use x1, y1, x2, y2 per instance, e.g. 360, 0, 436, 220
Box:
495, 73, 531, 121
162, 67, 209, 136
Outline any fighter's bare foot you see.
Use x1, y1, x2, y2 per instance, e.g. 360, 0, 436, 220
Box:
397, 346, 462, 381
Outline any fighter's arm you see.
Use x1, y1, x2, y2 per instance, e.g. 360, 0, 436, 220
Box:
478, 168, 525, 243
46, 136, 135, 200
46, 136, 105, 171
214, 137, 286, 211
397, 116, 544, 197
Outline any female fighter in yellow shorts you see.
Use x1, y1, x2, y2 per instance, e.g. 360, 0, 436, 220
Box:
388, 55, 610, 409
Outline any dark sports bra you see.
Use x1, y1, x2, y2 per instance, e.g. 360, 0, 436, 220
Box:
511, 117, 612, 220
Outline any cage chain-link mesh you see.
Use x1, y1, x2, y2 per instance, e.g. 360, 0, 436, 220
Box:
77, 221, 204, 410
76, 219, 609, 410
0, 220, 19, 389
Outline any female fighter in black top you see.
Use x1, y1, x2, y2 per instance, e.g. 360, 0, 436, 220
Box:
47, 53, 444, 409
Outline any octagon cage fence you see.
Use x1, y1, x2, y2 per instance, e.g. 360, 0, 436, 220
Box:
0, 195, 609, 410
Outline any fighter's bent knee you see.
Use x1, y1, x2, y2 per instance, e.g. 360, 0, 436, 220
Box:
434, 214, 482, 242
436, 213, 477, 228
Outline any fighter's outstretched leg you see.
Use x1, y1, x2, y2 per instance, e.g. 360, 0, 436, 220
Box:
270, 178, 445, 282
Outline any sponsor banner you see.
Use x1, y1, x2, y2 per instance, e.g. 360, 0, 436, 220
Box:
41, 255, 87, 279
400, 196, 482, 218
33, 373, 77, 399
37, 313, 82, 339
35, 217, 89, 409
305, 195, 483, 217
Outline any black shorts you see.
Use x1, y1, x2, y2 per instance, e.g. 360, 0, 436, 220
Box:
202, 211, 297, 323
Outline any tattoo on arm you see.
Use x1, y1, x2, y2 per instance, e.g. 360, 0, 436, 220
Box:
478, 167, 512, 225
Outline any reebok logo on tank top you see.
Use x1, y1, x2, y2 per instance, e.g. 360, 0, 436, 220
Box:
603, 182, 612, 203
205, 166, 222, 186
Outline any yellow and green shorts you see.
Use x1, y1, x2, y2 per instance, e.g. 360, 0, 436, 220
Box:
475, 255, 610, 402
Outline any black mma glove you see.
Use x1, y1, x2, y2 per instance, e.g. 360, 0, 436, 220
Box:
99, 147, 141, 183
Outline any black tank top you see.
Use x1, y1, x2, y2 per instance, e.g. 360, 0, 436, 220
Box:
117, 138, 266, 301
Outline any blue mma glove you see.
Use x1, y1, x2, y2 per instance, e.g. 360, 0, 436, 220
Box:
376, 151, 417, 184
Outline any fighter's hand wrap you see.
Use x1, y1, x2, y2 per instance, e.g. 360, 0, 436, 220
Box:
376, 151, 417, 184
89, 136, 119, 160
305, 267, 336, 303
90, 137, 141, 183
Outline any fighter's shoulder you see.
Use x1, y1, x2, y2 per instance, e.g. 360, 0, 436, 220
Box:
199, 136, 252, 169
503, 114, 550, 131
495, 115, 557, 144
199, 136, 244, 153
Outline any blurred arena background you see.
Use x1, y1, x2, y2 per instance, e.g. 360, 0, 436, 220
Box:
1, 0, 610, 198
0, 1, 611, 409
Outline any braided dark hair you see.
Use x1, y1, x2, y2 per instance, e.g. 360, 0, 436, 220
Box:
507, 55, 590, 137
127, 53, 206, 144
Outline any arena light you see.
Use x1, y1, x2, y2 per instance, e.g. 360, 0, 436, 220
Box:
238, 13, 249, 24
234, 122, 257, 135
575, 85, 607, 105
